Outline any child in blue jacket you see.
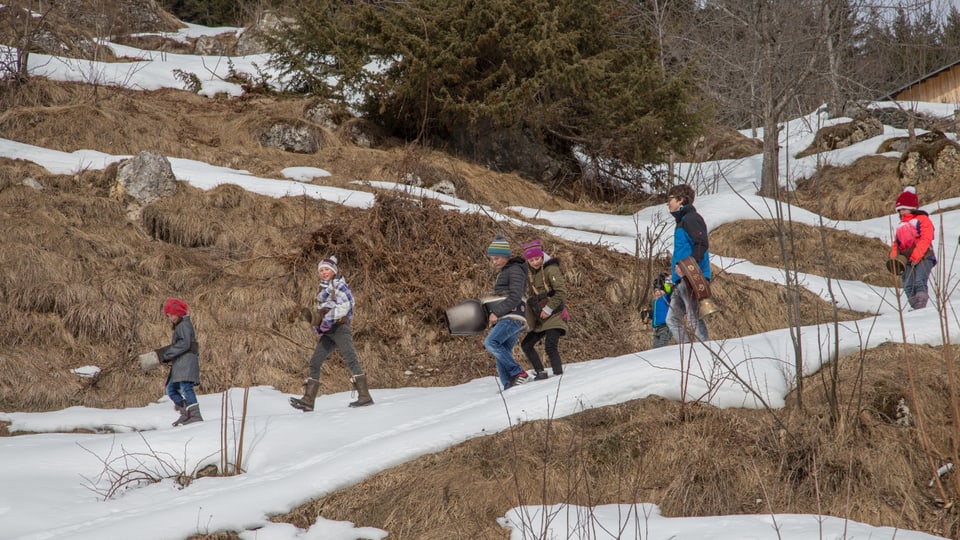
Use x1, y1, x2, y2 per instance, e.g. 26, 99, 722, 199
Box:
642, 273, 672, 348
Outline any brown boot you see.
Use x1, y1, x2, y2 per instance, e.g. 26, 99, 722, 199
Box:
172, 401, 189, 426
349, 374, 374, 408
181, 403, 203, 424
290, 378, 320, 412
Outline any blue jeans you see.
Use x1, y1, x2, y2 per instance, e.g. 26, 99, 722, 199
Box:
484, 318, 524, 389
902, 256, 935, 309
166, 381, 197, 407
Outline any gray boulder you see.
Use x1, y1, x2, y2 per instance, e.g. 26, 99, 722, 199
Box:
258, 122, 321, 154
237, 11, 292, 56
797, 116, 883, 158
113, 150, 177, 205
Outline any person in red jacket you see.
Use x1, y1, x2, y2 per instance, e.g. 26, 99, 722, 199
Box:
890, 186, 936, 309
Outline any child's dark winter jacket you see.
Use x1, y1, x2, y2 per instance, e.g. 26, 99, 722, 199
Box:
162, 315, 200, 384
488, 257, 528, 325
670, 204, 711, 284
525, 257, 568, 334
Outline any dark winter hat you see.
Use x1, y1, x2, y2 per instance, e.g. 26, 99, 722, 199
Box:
317, 255, 339, 275
487, 234, 511, 257
163, 298, 188, 317
522, 238, 544, 260
895, 186, 919, 211
653, 272, 670, 291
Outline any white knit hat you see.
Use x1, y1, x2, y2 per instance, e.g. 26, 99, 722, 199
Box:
317, 255, 339, 275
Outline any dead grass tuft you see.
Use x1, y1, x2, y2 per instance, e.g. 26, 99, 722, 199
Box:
787, 155, 901, 221
711, 219, 894, 287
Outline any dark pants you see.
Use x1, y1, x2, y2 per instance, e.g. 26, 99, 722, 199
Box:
308, 323, 364, 380
652, 325, 672, 348
901, 256, 935, 309
521, 329, 564, 375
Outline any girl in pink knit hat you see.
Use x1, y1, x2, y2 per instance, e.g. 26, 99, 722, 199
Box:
520, 238, 569, 379
890, 186, 936, 309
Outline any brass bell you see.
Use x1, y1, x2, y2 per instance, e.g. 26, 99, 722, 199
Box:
886, 254, 907, 276
699, 297, 721, 317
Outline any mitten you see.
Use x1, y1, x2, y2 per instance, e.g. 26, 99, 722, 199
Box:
312, 324, 324, 337
318, 319, 333, 334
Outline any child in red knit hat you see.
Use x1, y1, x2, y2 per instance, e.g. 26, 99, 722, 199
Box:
161, 298, 203, 425
890, 186, 936, 309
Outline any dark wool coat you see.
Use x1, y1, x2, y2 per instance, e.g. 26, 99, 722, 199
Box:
488, 256, 528, 323
526, 258, 568, 334
162, 315, 200, 384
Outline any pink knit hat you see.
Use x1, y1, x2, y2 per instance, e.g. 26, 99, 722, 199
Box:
522, 239, 544, 260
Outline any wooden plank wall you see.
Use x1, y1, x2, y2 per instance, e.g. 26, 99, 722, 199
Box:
896, 65, 960, 104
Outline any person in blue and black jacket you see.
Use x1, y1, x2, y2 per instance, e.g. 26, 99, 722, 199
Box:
666, 184, 711, 344
648, 272, 673, 348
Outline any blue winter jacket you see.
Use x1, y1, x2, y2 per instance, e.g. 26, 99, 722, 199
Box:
652, 294, 670, 328
670, 204, 711, 284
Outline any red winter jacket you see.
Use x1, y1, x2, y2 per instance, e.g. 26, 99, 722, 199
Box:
890, 210, 935, 264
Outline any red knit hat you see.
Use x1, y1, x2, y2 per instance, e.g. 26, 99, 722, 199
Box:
163, 298, 188, 317
895, 186, 919, 211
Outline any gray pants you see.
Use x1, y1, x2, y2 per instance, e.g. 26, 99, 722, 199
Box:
666, 280, 708, 344
308, 323, 364, 379
652, 325, 672, 348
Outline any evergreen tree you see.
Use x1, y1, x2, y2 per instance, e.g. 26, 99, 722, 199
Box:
268, 0, 707, 179
160, 0, 246, 26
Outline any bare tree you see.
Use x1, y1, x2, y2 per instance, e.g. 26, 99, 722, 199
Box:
0, 1, 56, 88
691, 0, 836, 196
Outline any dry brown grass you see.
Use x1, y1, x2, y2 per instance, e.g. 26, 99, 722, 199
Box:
0, 80, 575, 211
786, 152, 960, 223
262, 343, 956, 539
787, 155, 902, 221
711, 219, 894, 287
0, 149, 869, 415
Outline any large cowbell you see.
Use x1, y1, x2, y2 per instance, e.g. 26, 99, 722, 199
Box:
444, 296, 506, 335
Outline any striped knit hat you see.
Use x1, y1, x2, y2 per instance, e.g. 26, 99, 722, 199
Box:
522, 238, 544, 260
317, 255, 339, 275
486, 234, 511, 257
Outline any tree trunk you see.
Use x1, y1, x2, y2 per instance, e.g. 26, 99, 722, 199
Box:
760, 110, 781, 197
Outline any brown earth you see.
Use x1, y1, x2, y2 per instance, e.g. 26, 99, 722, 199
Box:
1, 78, 956, 539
